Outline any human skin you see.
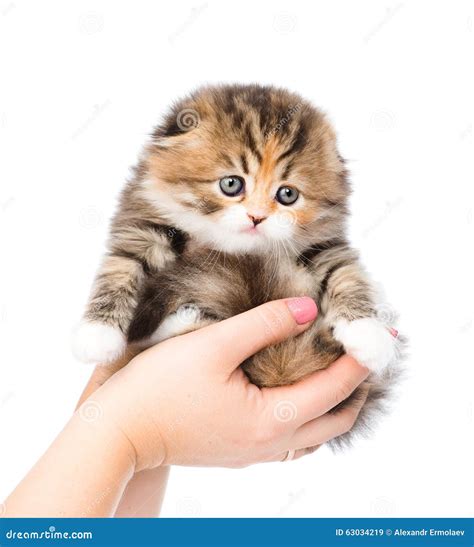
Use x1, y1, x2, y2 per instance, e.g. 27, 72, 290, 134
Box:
75, 352, 170, 518
3, 297, 369, 517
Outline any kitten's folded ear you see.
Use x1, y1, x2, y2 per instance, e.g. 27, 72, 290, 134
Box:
149, 134, 178, 148
150, 127, 199, 150
151, 106, 202, 148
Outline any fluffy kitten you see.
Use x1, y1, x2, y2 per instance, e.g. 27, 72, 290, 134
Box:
72, 84, 403, 445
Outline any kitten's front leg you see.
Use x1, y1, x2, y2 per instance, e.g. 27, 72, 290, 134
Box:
333, 316, 397, 374
72, 254, 145, 364
72, 221, 181, 364
318, 258, 398, 374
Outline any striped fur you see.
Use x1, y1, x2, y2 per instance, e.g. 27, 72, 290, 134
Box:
76, 84, 404, 447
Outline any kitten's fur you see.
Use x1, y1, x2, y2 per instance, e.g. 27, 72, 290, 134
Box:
72, 84, 404, 446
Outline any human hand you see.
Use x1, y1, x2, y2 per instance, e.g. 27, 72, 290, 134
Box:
82, 297, 369, 471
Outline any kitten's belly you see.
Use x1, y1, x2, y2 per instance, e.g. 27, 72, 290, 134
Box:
276, 260, 315, 296
143, 256, 316, 345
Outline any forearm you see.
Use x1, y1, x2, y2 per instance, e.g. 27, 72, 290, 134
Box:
321, 263, 374, 323
4, 411, 136, 517
73, 355, 169, 519
75, 364, 170, 519
114, 466, 170, 517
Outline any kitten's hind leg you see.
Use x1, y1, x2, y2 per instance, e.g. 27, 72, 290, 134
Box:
126, 265, 219, 349
133, 304, 217, 349
148, 305, 207, 344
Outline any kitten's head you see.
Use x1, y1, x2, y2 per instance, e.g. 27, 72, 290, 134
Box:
142, 84, 349, 254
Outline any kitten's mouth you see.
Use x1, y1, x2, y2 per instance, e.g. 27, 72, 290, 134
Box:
240, 226, 261, 235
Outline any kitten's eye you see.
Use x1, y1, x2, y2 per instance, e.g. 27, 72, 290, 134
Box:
276, 186, 299, 205
219, 175, 245, 197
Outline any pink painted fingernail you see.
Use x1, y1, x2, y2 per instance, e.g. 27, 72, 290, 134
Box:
389, 327, 399, 338
286, 297, 318, 324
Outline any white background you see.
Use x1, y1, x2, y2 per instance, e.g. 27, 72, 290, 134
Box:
1, 0, 473, 517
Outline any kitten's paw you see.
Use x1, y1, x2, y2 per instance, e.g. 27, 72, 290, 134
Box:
71, 321, 126, 365
149, 304, 202, 345
333, 317, 396, 374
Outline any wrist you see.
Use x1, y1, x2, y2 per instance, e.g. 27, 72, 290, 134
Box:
74, 398, 138, 475
5, 401, 138, 517
87, 372, 168, 471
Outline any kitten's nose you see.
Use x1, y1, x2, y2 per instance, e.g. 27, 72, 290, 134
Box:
247, 213, 266, 226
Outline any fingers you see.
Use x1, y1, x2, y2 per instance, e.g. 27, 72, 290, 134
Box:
267, 386, 368, 463
267, 445, 321, 463
290, 384, 369, 449
199, 297, 317, 374
265, 354, 369, 426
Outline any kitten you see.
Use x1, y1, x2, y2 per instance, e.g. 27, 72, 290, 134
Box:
72, 84, 404, 445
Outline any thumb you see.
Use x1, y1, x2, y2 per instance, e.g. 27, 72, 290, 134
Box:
199, 297, 318, 374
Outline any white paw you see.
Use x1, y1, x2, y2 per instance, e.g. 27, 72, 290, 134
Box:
71, 321, 126, 364
333, 317, 396, 374
148, 304, 202, 345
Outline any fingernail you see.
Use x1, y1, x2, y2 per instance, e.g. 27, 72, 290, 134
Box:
286, 297, 318, 324
389, 327, 399, 338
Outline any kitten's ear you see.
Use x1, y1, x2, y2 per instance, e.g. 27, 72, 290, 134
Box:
150, 126, 199, 150
151, 107, 202, 148
150, 134, 177, 148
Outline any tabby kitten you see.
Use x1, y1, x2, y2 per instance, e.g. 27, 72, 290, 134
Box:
72, 84, 403, 443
